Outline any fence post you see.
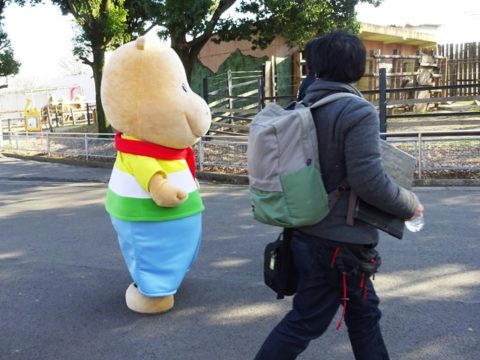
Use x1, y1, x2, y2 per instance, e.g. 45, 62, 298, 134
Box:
227, 70, 233, 123
197, 140, 204, 172
258, 64, 266, 110
203, 77, 209, 103
417, 133, 423, 180
85, 133, 89, 161
46, 133, 51, 156
379, 68, 387, 139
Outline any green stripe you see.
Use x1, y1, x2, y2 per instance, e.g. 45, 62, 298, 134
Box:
105, 189, 204, 221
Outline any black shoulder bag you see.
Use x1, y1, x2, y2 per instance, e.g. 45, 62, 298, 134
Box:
263, 228, 298, 299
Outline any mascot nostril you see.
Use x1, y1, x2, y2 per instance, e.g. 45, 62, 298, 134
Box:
101, 36, 212, 314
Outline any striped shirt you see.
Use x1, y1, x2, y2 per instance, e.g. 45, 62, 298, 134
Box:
105, 151, 204, 221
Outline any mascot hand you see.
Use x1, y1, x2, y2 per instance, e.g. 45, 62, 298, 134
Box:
149, 173, 187, 207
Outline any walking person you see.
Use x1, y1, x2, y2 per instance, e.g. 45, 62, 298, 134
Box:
254, 30, 424, 360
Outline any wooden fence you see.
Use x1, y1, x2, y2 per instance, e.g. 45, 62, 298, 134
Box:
437, 42, 480, 96
202, 70, 263, 136
203, 42, 479, 134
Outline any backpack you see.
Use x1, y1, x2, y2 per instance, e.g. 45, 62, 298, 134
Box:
247, 92, 358, 227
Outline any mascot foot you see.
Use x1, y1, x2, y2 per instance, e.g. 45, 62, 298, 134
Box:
125, 283, 174, 314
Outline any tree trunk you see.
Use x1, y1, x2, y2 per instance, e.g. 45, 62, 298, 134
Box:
172, 38, 208, 83
182, 55, 196, 83
91, 44, 111, 133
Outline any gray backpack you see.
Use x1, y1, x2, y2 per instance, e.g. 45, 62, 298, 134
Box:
247, 93, 357, 227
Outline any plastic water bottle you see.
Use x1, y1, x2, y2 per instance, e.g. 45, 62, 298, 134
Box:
405, 213, 424, 232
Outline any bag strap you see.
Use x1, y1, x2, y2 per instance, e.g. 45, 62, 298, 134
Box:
328, 178, 358, 226
308, 92, 361, 226
327, 179, 357, 226
327, 178, 349, 209
276, 228, 294, 299
309, 92, 360, 110
346, 191, 357, 226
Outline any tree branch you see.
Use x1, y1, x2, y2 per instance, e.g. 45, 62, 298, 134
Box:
79, 56, 93, 67
189, 0, 237, 47
66, 0, 81, 19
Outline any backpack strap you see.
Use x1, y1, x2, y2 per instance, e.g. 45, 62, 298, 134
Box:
327, 179, 357, 226
309, 92, 360, 110
327, 178, 349, 209
308, 92, 362, 226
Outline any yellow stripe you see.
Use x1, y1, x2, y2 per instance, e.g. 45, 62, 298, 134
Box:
116, 152, 188, 174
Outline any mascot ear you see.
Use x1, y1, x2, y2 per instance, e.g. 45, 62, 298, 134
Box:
136, 37, 146, 50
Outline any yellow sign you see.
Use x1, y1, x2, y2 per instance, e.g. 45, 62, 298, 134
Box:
24, 98, 42, 131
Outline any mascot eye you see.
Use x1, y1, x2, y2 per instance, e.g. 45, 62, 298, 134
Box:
181, 83, 188, 92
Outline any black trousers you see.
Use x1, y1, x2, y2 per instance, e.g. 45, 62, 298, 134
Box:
255, 232, 390, 360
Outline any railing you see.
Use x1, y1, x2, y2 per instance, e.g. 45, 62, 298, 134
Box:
0, 132, 115, 161
383, 130, 480, 179
1, 131, 479, 180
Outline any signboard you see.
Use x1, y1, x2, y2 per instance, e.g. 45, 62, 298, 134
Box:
24, 108, 41, 131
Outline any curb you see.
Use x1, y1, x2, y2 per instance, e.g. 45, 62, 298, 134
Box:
414, 178, 480, 186
197, 171, 249, 185
1, 152, 114, 169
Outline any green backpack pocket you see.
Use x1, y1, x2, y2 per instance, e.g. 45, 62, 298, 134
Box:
250, 165, 329, 227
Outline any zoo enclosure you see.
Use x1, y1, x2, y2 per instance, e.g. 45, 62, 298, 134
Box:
202, 42, 480, 136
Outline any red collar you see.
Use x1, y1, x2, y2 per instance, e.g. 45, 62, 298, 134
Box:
114, 133, 196, 177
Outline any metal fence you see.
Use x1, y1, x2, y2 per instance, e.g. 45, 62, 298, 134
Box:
0, 132, 115, 161
1, 131, 479, 180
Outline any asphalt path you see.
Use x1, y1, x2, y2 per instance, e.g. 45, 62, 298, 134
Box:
0, 154, 479, 360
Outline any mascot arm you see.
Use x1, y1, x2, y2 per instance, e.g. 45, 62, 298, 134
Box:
127, 155, 187, 208
148, 173, 187, 207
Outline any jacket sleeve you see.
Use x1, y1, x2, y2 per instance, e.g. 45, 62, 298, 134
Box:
342, 100, 419, 220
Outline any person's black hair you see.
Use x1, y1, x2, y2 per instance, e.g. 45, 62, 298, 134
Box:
303, 37, 318, 71
310, 30, 366, 83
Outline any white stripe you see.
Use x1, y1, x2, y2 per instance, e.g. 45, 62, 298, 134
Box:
108, 167, 197, 199
167, 169, 197, 193
109, 167, 151, 198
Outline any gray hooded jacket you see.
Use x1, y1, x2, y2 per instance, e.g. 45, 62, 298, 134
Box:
298, 80, 419, 245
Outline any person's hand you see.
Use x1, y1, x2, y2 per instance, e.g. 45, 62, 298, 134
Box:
408, 202, 424, 221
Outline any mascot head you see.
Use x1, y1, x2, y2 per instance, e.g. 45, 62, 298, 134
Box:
101, 36, 211, 149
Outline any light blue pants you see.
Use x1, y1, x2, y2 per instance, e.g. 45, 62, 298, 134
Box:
111, 214, 202, 297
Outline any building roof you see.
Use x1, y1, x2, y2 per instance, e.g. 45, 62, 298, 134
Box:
360, 22, 437, 47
